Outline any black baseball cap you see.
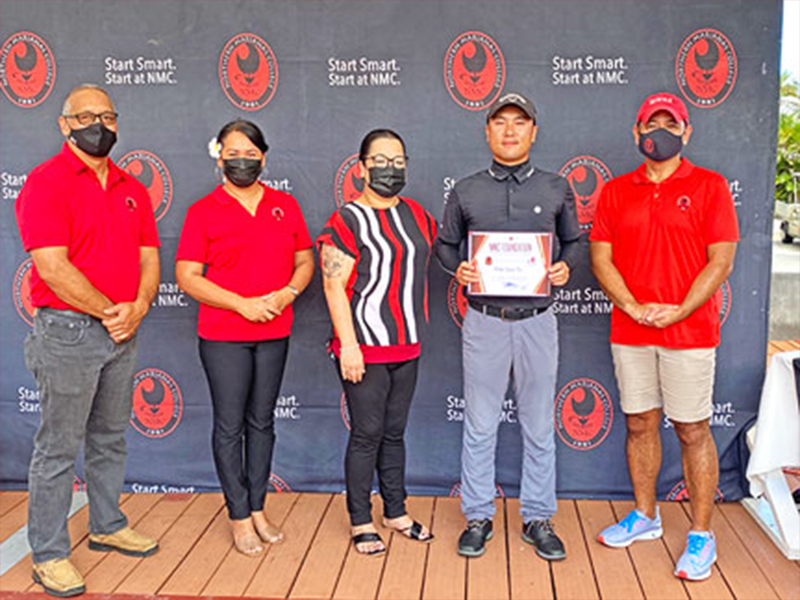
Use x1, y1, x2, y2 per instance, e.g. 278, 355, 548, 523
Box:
486, 92, 537, 122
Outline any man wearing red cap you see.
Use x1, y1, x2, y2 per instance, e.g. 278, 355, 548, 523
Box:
590, 93, 738, 581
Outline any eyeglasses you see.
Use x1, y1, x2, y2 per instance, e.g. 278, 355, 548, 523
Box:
366, 154, 408, 169
62, 111, 119, 126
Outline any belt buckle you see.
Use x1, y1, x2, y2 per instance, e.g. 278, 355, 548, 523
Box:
500, 307, 513, 322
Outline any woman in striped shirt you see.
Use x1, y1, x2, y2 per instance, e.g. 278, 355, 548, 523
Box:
318, 130, 437, 555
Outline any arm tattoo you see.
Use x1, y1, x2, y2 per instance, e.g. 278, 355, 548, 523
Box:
322, 245, 346, 279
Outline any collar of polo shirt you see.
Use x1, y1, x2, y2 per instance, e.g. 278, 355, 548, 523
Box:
488, 159, 535, 184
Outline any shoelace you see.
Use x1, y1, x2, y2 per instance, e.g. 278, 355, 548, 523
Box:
619, 511, 643, 533
534, 519, 555, 535
687, 534, 708, 556
468, 519, 490, 532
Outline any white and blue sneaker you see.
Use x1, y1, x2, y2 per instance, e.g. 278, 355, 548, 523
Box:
597, 508, 663, 548
674, 531, 716, 581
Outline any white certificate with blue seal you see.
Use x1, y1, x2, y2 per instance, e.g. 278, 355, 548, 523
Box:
467, 231, 553, 297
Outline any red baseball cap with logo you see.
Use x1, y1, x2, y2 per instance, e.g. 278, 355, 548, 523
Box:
636, 92, 689, 124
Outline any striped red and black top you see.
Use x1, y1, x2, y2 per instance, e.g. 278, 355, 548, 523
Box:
317, 197, 437, 363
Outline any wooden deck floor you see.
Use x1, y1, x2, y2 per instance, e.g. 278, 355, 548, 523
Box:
768, 339, 800, 360
1, 342, 798, 599
1, 491, 798, 600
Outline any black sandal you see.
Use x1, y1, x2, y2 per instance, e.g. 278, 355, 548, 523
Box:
398, 520, 434, 542
352, 531, 386, 555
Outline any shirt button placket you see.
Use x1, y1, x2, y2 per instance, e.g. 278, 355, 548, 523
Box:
652, 184, 661, 214
507, 180, 512, 220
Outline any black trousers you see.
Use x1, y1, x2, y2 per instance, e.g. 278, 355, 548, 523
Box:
199, 337, 289, 520
339, 358, 419, 526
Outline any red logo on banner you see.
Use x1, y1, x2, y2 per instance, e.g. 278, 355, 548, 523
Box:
447, 277, 468, 328
449, 482, 505, 498
666, 479, 724, 502
340, 392, 351, 430
73, 475, 86, 492
269, 473, 293, 493
444, 31, 505, 111
13, 258, 35, 326
555, 378, 613, 451
118, 150, 173, 222
676, 28, 737, 108
716, 279, 732, 326
0, 32, 56, 108
559, 156, 612, 233
334, 154, 363, 207
219, 33, 278, 111
131, 369, 183, 438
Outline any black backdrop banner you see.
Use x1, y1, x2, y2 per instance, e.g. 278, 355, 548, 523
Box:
0, 0, 781, 501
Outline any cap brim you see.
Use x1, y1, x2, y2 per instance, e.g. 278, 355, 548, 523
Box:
487, 102, 535, 121
639, 105, 686, 124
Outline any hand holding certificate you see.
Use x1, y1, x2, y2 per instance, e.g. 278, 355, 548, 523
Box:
467, 231, 553, 297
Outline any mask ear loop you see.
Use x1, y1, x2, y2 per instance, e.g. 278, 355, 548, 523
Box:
256, 149, 268, 183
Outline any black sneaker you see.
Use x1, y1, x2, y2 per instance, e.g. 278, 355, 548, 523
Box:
458, 519, 493, 557
522, 519, 566, 561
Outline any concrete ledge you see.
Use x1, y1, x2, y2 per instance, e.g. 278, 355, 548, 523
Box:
769, 270, 800, 340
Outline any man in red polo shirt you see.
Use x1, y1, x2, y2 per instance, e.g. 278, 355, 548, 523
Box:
15, 84, 161, 597
590, 93, 738, 581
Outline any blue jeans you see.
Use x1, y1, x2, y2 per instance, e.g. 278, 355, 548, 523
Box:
460, 306, 559, 523
24, 308, 137, 563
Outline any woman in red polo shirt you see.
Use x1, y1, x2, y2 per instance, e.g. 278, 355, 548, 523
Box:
318, 129, 437, 555
176, 120, 313, 557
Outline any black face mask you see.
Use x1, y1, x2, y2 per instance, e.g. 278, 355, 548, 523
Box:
69, 123, 117, 158
223, 158, 262, 187
638, 128, 684, 162
368, 166, 406, 198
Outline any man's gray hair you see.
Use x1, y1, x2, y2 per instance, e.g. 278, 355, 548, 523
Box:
61, 84, 114, 115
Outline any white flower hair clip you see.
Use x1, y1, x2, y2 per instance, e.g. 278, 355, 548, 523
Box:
208, 137, 222, 159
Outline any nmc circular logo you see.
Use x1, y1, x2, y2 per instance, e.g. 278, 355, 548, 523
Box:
131, 369, 183, 438
676, 28, 737, 108
555, 378, 613, 451
444, 31, 505, 111
13, 258, 35, 326
219, 33, 279, 111
447, 277, 468, 328
559, 156, 612, 234
666, 479, 724, 502
269, 473, 293, 493
118, 150, 173, 222
0, 32, 56, 108
334, 154, 363, 207
716, 279, 732, 326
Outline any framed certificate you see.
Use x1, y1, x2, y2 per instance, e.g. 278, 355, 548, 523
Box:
467, 231, 553, 297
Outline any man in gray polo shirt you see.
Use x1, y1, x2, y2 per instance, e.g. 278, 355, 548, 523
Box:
435, 92, 581, 559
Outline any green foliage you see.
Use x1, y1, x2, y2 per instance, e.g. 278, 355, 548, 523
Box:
777, 73, 800, 204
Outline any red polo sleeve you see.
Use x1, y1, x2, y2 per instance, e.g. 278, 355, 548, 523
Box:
137, 188, 160, 247
703, 176, 740, 245
15, 169, 70, 252
176, 203, 209, 263
589, 184, 615, 244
